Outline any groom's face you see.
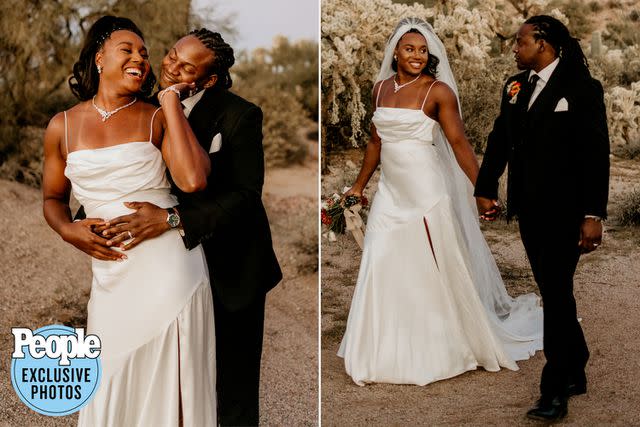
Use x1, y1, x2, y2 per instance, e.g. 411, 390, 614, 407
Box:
513, 24, 541, 70
159, 35, 217, 90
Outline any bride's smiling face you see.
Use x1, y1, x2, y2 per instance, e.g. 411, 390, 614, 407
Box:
394, 32, 429, 76
95, 30, 151, 94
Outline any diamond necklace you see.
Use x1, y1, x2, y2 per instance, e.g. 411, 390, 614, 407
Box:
92, 96, 137, 122
393, 74, 422, 93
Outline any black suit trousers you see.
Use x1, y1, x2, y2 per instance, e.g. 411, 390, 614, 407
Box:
214, 292, 266, 426
518, 214, 589, 396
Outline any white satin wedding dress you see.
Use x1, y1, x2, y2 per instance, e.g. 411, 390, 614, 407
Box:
63, 110, 216, 426
338, 86, 544, 386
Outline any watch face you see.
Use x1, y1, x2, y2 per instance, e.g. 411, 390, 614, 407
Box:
167, 213, 180, 228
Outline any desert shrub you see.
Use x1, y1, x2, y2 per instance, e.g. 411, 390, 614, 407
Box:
603, 81, 640, 151
234, 37, 318, 121
613, 139, 640, 159
588, 1, 603, 12
618, 189, 640, 226
235, 85, 310, 168
233, 37, 318, 168
454, 55, 515, 152
552, 0, 593, 38
590, 44, 640, 88
603, 18, 640, 49
0, 127, 45, 187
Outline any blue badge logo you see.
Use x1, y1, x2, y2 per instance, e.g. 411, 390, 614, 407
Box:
10, 324, 102, 416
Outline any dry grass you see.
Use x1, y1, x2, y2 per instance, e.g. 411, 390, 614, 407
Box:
618, 188, 640, 226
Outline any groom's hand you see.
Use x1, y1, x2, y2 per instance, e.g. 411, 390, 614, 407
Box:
578, 218, 603, 254
476, 197, 501, 221
97, 202, 170, 250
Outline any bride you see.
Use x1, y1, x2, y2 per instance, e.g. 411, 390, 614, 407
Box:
42, 16, 216, 424
338, 17, 544, 386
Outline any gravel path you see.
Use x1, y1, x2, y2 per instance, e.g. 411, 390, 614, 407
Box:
321, 153, 640, 426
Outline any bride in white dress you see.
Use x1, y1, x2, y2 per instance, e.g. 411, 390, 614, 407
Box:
42, 17, 216, 425
338, 18, 544, 386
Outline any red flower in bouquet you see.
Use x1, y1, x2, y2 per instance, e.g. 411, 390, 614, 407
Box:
321, 210, 332, 225
321, 193, 369, 235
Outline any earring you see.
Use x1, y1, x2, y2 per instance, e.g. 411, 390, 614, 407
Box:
97, 65, 102, 74
393, 55, 397, 61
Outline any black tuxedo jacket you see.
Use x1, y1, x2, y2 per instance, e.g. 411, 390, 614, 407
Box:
171, 85, 282, 311
475, 60, 610, 221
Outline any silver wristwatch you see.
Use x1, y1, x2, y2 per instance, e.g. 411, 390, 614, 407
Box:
166, 208, 181, 229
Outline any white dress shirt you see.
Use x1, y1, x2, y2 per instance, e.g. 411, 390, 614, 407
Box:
180, 89, 205, 118
180, 89, 221, 155
527, 57, 560, 110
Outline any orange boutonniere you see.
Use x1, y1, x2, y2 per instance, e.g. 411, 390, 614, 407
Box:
506, 81, 522, 104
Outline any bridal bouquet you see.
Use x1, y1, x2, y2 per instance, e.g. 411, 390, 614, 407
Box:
321, 190, 369, 248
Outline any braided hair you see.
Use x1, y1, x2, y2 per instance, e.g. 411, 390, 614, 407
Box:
189, 28, 235, 89
68, 16, 156, 101
392, 28, 440, 78
524, 15, 590, 78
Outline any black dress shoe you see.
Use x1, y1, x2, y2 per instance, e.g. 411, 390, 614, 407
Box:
567, 381, 587, 397
526, 396, 568, 421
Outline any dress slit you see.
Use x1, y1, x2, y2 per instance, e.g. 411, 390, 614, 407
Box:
423, 216, 439, 270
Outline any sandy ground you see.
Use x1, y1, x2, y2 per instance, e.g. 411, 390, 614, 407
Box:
0, 145, 319, 425
321, 151, 640, 426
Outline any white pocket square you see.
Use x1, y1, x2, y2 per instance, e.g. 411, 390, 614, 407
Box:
554, 97, 569, 112
209, 133, 222, 154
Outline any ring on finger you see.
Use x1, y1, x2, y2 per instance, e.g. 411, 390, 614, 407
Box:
127, 231, 133, 240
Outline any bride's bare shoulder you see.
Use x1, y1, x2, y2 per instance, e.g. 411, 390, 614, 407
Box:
431, 80, 455, 97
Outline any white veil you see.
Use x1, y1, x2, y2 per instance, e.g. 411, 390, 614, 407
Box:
376, 18, 543, 357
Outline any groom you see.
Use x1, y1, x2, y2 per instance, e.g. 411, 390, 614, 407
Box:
100, 29, 282, 425
475, 16, 609, 421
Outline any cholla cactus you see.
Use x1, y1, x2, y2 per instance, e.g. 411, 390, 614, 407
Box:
605, 82, 640, 148
322, 0, 638, 157
591, 31, 603, 57
322, 0, 434, 146
321, 0, 567, 148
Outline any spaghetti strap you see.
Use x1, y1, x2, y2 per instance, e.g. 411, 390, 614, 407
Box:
420, 80, 439, 111
63, 111, 69, 156
149, 107, 162, 142
375, 80, 384, 108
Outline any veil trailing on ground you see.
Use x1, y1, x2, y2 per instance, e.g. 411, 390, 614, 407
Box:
376, 18, 543, 359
